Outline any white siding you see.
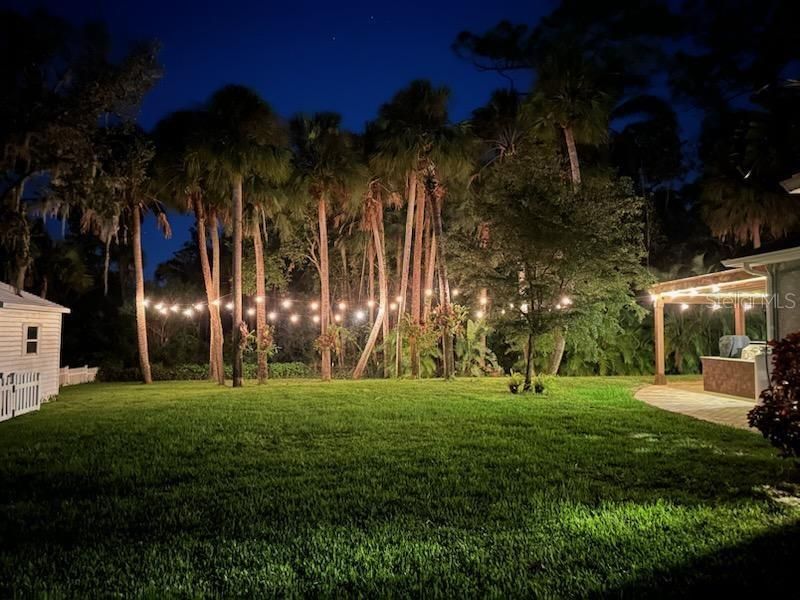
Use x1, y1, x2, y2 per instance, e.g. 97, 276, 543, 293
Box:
0, 308, 63, 401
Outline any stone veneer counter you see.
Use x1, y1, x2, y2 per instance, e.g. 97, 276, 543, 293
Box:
700, 357, 756, 400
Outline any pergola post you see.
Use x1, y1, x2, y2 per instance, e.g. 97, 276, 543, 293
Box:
654, 297, 666, 385
734, 302, 746, 336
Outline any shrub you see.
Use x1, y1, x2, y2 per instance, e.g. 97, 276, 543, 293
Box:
507, 371, 524, 394
748, 332, 800, 459
98, 362, 313, 382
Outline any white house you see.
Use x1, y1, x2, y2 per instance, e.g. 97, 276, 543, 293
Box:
0, 281, 70, 406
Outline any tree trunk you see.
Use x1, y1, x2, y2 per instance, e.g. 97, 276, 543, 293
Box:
409, 179, 426, 378
209, 210, 224, 384
253, 220, 268, 383
132, 204, 152, 384
378, 193, 390, 377
479, 287, 487, 369
355, 199, 389, 379
368, 238, 375, 324
422, 216, 436, 323
103, 238, 111, 297
232, 174, 244, 387
562, 124, 581, 187
318, 193, 332, 381
547, 328, 566, 375
752, 222, 762, 249
40, 276, 48, 300
431, 185, 454, 379
524, 331, 535, 391
394, 170, 417, 376
194, 198, 224, 384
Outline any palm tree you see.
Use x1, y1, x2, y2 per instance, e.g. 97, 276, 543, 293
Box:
290, 113, 363, 381
371, 80, 464, 377
153, 110, 226, 384
205, 85, 286, 387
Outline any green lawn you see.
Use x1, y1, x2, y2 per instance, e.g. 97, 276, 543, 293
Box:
1, 378, 798, 597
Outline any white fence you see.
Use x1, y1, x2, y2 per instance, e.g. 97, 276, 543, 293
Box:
0, 371, 41, 422
59, 365, 98, 387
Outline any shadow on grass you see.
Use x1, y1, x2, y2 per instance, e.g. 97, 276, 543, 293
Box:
597, 520, 800, 597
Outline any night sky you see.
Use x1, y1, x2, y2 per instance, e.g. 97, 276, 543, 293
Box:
7, 0, 551, 274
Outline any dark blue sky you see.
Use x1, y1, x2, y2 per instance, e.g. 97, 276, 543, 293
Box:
10, 0, 552, 274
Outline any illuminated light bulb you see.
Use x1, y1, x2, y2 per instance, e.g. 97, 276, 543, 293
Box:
508, 303, 514, 309
689, 288, 699, 296
255, 296, 264, 304
520, 303, 528, 313
338, 301, 347, 311
225, 302, 234, 310
744, 303, 752, 311
650, 294, 658, 303
310, 301, 319, 311
183, 308, 194, 317
312, 315, 320, 324
424, 288, 433, 297
155, 302, 164, 310
355, 310, 365, 321
680, 303, 689, 311
289, 314, 299, 324
158, 307, 167, 315
142, 298, 150, 307
475, 310, 484, 319
281, 299, 292, 309
334, 314, 342, 323
366, 300, 375, 307
212, 299, 221, 307
500, 309, 506, 315
395, 295, 403, 303
171, 304, 180, 313
194, 303, 204, 311
268, 311, 277, 321
247, 307, 255, 316
479, 296, 488, 306
452, 289, 460, 297
389, 302, 398, 310
555, 304, 562, 310
711, 285, 721, 293
561, 296, 572, 306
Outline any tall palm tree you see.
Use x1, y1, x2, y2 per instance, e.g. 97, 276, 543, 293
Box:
152, 109, 226, 384
205, 85, 286, 387
371, 80, 464, 377
290, 113, 364, 381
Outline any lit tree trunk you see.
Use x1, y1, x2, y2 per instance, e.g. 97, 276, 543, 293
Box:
422, 215, 436, 322
524, 331, 535, 391
752, 223, 762, 249
562, 124, 581, 187
232, 174, 244, 387
547, 124, 581, 375
368, 238, 375, 324
194, 197, 223, 384
253, 220, 268, 384
209, 210, 224, 384
132, 204, 152, 384
431, 185, 454, 379
409, 178, 426, 378
318, 193, 332, 381
395, 170, 417, 376
355, 199, 389, 379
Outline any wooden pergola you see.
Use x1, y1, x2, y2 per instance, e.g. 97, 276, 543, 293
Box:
648, 267, 768, 384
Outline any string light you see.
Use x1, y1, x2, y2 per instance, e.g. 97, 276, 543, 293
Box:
246, 307, 255, 316
158, 307, 167, 315
225, 302, 233, 310
281, 299, 292, 309
338, 301, 347, 311
395, 295, 403, 303
561, 296, 572, 306
289, 314, 299, 324
366, 300, 375, 307
680, 303, 689, 311
334, 314, 342, 323
475, 309, 484, 319
171, 304, 180, 313
268, 311, 277, 321
355, 310, 365, 321
312, 315, 320, 324
310, 301, 319, 311
389, 302, 398, 310
424, 289, 433, 297
452, 289, 460, 297
142, 298, 150, 307
183, 308, 194, 317
508, 303, 514, 309
479, 296, 488, 306
155, 302, 164, 310
212, 299, 221, 307
255, 296, 264, 304
194, 303, 204, 311
500, 309, 506, 315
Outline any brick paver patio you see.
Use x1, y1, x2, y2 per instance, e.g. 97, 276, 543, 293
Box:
636, 383, 756, 430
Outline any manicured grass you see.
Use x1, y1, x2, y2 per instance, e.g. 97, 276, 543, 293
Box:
1, 377, 798, 597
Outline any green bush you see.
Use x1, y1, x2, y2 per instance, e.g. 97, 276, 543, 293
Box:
98, 362, 313, 382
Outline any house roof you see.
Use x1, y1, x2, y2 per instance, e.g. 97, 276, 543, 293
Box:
780, 173, 800, 194
722, 245, 800, 268
0, 282, 71, 313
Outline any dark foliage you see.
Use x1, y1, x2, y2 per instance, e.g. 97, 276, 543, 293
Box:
749, 333, 800, 458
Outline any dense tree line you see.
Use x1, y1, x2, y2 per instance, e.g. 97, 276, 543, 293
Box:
1, 1, 797, 383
